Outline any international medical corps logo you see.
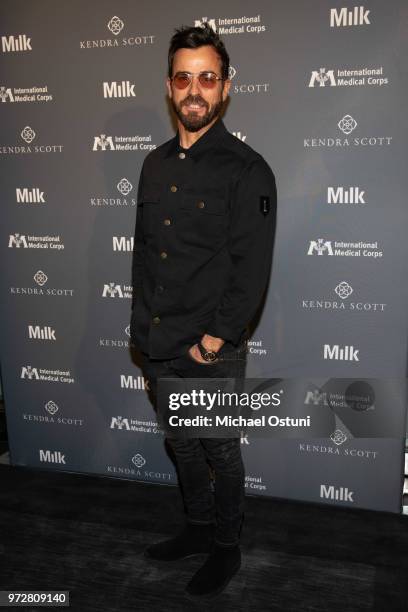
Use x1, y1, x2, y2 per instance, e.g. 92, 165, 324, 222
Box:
93, 134, 114, 151
0, 86, 12, 102
92, 133, 155, 152
308, 239, 333, 256
194, 15, 267, 35
309, 68, 336, 87
21, 365, 39, 380
102, 283, 132, 298
308, 63, 388, 88
307, 239, 383, 258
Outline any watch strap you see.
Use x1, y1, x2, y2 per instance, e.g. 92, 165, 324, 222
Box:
197, 341, 218, 362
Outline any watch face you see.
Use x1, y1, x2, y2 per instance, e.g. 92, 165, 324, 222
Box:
204, 350, 217, 362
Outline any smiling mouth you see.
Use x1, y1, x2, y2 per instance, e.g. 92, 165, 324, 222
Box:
184, 103, 206, 111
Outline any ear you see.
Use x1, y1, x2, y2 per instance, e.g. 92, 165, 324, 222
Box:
222, 79, 231, 101
166, 77, 172, 99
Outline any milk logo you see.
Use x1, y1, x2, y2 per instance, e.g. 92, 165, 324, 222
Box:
233, 131, 247, 142
34, 270, 48, 286
113, 236, 134, 252
324, 344, 359, 361
330, 429, 348, 446
194, 18, 217, 32
304, 390, 328, 406
309, 68, 336, 87
120, 374, 148, 390
107, 16, 124, 36
307, 239, 333, 256
1, 34, 32, 53
132, 453, 146, 468
102, 283, 123, 298
103, 81, 136, 98
330, 6, 370, 27
45, 400, 59, 415
328, 186, 365, 204
117, 177, 133, 196
21, 365, 39, 380
39, 450, 66, 464
9, 233, 28, 248
338, 115, 357, 135
335, 281, 353, 300
16, 187, 45, 204
28, 325, 56, 341
93, 134, 115, 151
110, 416, 130, 430
0, 86, 13, 102
21, 126, 36, 143
320, 484, 354, 502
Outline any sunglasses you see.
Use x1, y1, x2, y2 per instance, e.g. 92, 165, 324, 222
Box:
171, 71, 224, 90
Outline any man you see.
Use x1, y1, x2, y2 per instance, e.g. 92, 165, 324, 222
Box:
130, 24, 277, 598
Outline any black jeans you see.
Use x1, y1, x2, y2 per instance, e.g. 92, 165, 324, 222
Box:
139, 338, 248, 547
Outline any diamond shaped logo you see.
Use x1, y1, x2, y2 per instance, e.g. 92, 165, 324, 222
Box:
330, 429, 348, 446
34, 270, 48, 286
228, 66, 237, 80
108, 16, 124, 36
335, 281, 353, 300
117, 177, 133, 196
338, 115, 357, 135
45, 400, 59, 415
21, 126, 36, 143
132, 453, 146, 468
125, 325, 130, 337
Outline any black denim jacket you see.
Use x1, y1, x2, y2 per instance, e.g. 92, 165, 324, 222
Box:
131, 118, 277, 359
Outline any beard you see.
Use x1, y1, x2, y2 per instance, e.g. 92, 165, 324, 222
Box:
172, 93, 224, 133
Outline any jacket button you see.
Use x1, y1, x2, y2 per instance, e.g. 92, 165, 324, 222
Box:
197, 201, 205, 209
170, 185, 178, 192
157, 285, 164, 293
152, 316, 161, 325
164, 218, 171, 226
160, 251, 168, 259
178, 152, 186, 159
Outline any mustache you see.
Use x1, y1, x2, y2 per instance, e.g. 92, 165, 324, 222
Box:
181, 95, 209, 109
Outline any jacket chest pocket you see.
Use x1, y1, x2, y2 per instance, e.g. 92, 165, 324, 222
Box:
179, 196, 228, 245
138, 189, 161, 238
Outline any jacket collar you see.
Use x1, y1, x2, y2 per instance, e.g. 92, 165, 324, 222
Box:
165, 117, 227, 160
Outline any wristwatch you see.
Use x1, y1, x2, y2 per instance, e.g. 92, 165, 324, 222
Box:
197, 341, 218, 362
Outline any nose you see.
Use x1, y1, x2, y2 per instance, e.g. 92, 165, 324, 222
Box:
188, 74, 201, 96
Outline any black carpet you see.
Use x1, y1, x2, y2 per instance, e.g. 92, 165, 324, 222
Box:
0, 464, 407, 611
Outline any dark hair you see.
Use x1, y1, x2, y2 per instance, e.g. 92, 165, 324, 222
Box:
168, 23, 230, 81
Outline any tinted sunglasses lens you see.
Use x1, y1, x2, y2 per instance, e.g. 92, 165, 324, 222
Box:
199, 73, 218, 88
173, 74, 191, 89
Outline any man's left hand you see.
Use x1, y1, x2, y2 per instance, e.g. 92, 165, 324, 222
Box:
188, 334, 225, 363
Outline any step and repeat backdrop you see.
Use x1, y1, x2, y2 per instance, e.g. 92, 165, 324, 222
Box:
1, 0, 407, 513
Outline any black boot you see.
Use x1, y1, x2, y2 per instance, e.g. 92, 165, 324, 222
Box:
185, 543, 241, 598
144, 522, 215, 561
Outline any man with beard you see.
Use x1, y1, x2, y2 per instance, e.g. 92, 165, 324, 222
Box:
130, 23, 276, 598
